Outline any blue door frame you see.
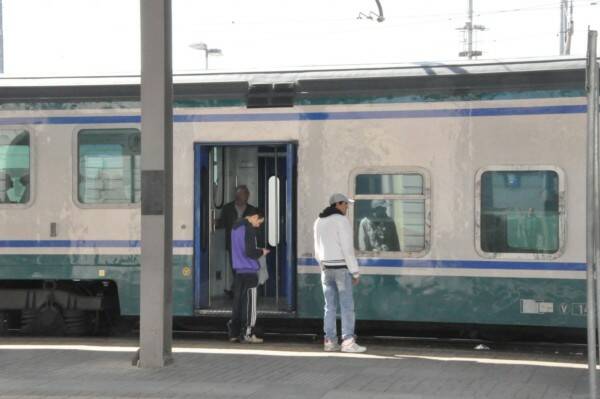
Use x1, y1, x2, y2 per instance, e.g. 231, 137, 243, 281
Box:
285, 143, 296, 311
193, 144, 210, 308
193, 143, 297, 311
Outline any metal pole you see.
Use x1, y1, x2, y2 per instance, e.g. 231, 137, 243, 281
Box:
274, 147, 279, 307
139, 0, 173, 368
467, 0, 473, 60
0, 0, 4, 74
586, 29, 599, 398
565, 0, 574, 55
592, 29, 600, 372
560, 0, 567, 55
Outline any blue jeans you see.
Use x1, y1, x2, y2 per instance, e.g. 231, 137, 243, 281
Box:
321, 268, 355, 341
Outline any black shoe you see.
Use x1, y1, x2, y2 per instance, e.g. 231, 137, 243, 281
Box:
226, 320, 238, 342
224, 289, 234, 299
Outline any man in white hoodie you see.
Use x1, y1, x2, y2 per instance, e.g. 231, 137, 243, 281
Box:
313, 193, 367, 353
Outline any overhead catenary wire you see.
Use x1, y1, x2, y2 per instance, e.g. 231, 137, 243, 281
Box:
176, 0, 599, 66
471, 28, 592, 45
183, 0, 598, 28
182, 3, 598, 39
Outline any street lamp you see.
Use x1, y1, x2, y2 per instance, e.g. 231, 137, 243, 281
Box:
189, 42, 223, 70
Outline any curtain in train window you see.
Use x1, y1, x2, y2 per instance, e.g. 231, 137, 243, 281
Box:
480, 170, 559, 254
78, 129, 141, 204
354, 173, 425, 253
0, 130, 30, 204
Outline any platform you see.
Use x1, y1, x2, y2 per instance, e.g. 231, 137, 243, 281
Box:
0, 335, 591, 399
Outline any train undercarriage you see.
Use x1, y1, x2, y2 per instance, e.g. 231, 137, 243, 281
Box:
0, 280, 120, 335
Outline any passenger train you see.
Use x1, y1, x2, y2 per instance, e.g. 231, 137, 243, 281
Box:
0, 58, 591, 336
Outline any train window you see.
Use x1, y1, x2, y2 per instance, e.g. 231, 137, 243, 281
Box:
353, 171, 429, 255
0, 130, 30, 205
477, 168, 563, 257
356, 173, 423, 195
77, 128, 141, 205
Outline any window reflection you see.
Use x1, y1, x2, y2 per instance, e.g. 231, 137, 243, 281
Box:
480, 170, 559, 254
354, 173, 426, 253
78, 129, 141, 205
356, 173, 423, 195
0, 130, 30, 204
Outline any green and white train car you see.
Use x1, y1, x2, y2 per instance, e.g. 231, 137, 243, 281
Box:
0, 58, 589, 335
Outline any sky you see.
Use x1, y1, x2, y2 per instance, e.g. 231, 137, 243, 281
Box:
3, 0, 600, 76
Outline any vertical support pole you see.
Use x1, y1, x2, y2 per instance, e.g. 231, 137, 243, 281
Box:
0, 0, 4, 74
285, 143, 296, 312
467, 0, 473, 60
586, 29, 598, 398
139, 0, 173, 368
593, 30, 600, 365
560, 0, 567, 55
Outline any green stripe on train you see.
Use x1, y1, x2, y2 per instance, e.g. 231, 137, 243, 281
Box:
296, 273, 586, 328
0, 88, 585, 110
0, 254, 194, 316
1, 254, 588, 327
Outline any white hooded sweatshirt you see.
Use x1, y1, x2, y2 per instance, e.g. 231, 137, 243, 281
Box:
313, 212, 360, 276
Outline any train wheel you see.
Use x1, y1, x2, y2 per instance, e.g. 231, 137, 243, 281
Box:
20, 303, 66, 336
63, 309, 89, 336
20, 309, 37, 334
37, 303, 65, 336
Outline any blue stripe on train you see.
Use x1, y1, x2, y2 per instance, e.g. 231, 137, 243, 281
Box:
0, 243, 585, 271
298, 257, 586, 271
0, 240, 194, 248
0, 104, 586, 125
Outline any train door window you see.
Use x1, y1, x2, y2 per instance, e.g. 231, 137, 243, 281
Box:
77, 128, 141, 206
0, 129, 30, 205
476, 167, 564, 259
352, 168, 430, 256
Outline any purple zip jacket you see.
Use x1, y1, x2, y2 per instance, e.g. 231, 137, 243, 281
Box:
231, 219, 262, 274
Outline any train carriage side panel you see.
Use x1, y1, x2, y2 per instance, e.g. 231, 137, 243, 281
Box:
295, 95, 586, 327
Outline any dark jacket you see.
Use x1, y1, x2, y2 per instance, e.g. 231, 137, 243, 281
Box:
231, 219, 262, 274
218, 201, 259, 250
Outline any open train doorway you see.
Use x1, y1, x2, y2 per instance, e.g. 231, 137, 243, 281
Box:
193, 143, 296, 315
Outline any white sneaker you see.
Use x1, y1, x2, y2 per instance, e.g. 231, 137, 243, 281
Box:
324, 339, 340, 352
241, 334, 263, 344
341, 338, 366, 353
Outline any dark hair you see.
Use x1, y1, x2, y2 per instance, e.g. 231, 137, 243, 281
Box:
246, 208, 264, 219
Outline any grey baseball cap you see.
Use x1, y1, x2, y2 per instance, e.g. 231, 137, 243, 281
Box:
329, 193, 354, 205
371, 199, 389, 209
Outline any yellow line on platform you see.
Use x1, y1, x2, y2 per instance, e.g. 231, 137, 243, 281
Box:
0, 344, 587, 367
395, 354, 587, 369
0, 344, 394, 359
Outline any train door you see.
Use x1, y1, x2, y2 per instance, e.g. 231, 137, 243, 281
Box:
193, 143, 296, 315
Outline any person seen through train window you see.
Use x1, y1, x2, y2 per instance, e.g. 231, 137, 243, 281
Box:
0, 173, 13, 203
358, 199, 400, 252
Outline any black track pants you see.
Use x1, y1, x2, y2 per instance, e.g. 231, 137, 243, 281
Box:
229, 273, 258, 339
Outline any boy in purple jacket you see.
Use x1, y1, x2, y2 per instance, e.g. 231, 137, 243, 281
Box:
227, 209, 270, 343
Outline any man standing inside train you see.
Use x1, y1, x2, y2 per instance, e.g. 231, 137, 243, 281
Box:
314, 193, 367, 353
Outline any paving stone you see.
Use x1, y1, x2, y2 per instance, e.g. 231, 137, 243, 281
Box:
0, 338, 590, 399
321, 391, 421, 399
248, 384, 328, 399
